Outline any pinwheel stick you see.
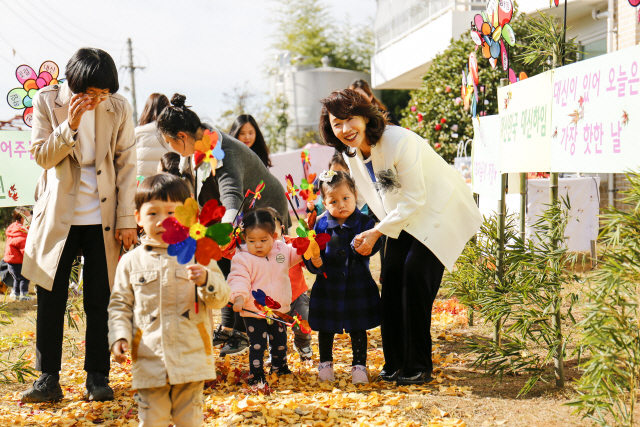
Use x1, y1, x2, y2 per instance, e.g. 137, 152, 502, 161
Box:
232, 189, 254, 226
225, 303, 292, 328
286, 194, 301, 222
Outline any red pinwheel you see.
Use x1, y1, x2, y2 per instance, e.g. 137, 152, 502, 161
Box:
291, 219, 331, 260
249, 181, 265, 209
285, 174, 300, 208
299, 173, 319, 202
162, 198, 233, 265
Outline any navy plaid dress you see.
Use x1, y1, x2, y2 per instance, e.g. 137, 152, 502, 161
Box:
304, 208, 382, 333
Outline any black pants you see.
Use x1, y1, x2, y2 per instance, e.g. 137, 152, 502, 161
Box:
7, 263, 29, 295
218, 257, 246, 334
243, 317, 287, 375
381, 231, 444, 375
318, 330, 367, 366
35, 225, 111, 375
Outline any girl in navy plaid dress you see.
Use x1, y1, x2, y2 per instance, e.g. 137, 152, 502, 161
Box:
304, 171, 381, 384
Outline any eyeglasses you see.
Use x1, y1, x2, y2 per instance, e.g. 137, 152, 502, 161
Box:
85, 92, 110, 100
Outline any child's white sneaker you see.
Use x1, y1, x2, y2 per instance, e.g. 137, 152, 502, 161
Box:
351, 365, 369, 384
318, 362, 334, 382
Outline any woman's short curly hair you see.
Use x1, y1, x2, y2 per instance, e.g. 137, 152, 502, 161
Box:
319, 89, 386, 157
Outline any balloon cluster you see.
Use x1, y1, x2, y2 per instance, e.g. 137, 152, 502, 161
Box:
7, 61, 62, 127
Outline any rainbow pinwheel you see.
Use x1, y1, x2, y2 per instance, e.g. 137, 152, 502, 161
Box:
291, 218, 330, 260
161, 198, 233, 265
7, 61, 62, 127
299, 173, 319, 202
285, 174, 300, 208
249, 181, 265, 209
249, 290, 312, 333
194, 129, 225, 175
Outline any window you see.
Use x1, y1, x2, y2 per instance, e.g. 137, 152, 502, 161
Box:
581, 38, 607, 61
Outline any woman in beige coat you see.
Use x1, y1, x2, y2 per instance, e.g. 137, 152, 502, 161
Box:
21, 48, 138, 403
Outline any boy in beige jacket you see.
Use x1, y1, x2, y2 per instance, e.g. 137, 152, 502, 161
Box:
108, 173, 231, 427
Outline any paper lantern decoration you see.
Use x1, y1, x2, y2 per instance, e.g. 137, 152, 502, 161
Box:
7, 61, 62, 127
629, 0, 640, 6
161, 198, 233, 265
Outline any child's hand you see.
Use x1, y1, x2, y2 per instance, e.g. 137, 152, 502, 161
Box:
112, 339, 129, 364
307, 201, 315, 211
311, 256, 323, 268
187, 265, 207, 286
233, 296, 244, 313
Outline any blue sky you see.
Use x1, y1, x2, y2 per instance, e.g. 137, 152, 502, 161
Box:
0, 0, 374, 128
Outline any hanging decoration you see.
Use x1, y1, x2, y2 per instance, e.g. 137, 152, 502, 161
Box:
7, 61, 62, 127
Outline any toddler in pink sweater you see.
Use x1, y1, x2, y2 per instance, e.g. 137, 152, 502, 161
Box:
228, 209, 302, 385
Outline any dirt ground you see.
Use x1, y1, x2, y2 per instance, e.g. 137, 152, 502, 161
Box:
0, 250, 609, 427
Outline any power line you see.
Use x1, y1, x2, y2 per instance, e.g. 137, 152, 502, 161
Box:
32, 0, 123, 47
2, 0, 94, 50
0, 0, 76, 53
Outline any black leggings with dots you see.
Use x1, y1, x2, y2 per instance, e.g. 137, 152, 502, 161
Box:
318, 330, 368, 366
243, 317, 288, 375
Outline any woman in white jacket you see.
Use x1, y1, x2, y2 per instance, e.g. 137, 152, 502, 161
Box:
319, 89, 482, 385
135, 93, 170, 180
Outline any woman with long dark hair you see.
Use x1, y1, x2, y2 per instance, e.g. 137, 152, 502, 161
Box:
228, 114, 272, 168
135, 93, 170, 179
157, 94, 291, 357
319, 89, 482, 385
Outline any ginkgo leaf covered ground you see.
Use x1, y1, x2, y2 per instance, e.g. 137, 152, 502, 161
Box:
0, 256, 591, 426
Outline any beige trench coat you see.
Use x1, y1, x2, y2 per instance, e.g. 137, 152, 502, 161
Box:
23, 82, 137, 291
108, 238, 231, 389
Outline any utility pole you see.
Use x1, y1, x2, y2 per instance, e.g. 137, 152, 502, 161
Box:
126, 38, 145, 125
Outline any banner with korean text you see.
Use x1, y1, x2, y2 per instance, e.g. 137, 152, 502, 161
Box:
550, 44, 640, 173
472, 115, 502, 199
0, 131, 41, 208
498, 71, 553, 173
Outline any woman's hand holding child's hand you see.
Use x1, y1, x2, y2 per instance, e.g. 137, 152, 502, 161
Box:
233, 296, 245, 313
311, 256, 323, 268
187, 265, 207, 286
354, 229, 383, 256
112, 339, 129, 364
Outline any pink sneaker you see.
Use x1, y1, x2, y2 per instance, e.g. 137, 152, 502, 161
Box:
351, 365, 369, 384
318, 362, 335, 382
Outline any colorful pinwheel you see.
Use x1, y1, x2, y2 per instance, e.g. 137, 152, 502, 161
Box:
234, 290, 311, 333
249, 181, 265, 209
161, 198, 233, 265
300, 148, 311, 178
7, 61, 62, 127
194, 129, 225, 176
291, 218, 331, 260
285, 174, 300, 209
299, 173, 319, 202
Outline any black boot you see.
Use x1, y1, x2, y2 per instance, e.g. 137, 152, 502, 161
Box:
85, 371, 114, 401
20, 373, 64, 403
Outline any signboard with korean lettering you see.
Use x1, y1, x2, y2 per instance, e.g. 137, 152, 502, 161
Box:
472, 115, 502, 199
550, 44, 640, 173
498, 70, 553, 173
0, 131, 41, 207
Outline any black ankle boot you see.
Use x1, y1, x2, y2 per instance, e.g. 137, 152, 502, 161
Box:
85, 371, 114, 401
20, 373, 64, 403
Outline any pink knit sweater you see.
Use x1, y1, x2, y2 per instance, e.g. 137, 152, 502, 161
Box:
228, 240, 302, 318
